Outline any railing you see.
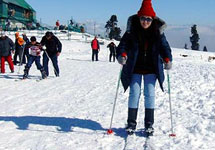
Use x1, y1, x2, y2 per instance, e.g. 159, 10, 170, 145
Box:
4, 30, 105, 44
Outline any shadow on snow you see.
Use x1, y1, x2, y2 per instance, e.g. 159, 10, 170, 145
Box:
66, 58, 107, 63
0, 116, 105, 132
0, 74, 39, 80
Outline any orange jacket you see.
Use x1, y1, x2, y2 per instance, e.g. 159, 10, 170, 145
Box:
15, 32, 24, 46
17, 37, 24, 46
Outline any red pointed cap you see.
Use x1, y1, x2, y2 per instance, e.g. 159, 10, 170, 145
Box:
137, 0, 156, 17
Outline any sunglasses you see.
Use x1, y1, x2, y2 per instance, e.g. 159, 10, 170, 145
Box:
140, 17, 153, 22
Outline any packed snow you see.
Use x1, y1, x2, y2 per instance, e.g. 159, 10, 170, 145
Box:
0, 31, 215, 150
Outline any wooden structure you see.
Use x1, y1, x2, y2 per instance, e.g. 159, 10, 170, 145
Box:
0, 0, 36, 30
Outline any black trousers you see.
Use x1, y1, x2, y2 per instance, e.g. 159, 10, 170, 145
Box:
109, 52, 116, 62
22, 49, 30, 64
13, 47, 24, 65
92, 49, 98, 61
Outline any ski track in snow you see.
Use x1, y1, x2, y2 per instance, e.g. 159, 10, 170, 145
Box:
0, 33, 215, 150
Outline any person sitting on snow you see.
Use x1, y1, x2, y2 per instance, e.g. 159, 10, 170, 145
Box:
23, 36, 47, 79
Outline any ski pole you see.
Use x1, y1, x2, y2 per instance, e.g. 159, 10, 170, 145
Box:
106, 48, 108, 61
107, 65, 123, 134
43, 49, 59, 77
167, 70, 176, 137
17, 44, 26, 74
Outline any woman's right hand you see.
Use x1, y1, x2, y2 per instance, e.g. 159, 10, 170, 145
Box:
117, 55, 127, 65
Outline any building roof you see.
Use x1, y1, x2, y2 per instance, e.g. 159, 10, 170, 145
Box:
2, 0, 35, 12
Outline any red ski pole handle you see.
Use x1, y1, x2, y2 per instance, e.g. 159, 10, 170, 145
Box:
169, 133, 176, 137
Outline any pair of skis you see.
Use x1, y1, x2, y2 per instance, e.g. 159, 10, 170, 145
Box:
123, 131, 155, 150
107, 68, 176, 149
14, 77, 49, 82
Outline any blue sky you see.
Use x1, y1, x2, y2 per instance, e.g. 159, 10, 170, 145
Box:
26, 0, 215, 26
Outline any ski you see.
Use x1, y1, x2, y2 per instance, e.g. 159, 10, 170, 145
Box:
15, 78, 48, 82
123, 134, 137, 150
36, 77, 51, 82
14, 78, 27, 82
14, 76, 54, 82
36, 78, 45, 82
120, 128, 161, 150
143, 137, 156, 150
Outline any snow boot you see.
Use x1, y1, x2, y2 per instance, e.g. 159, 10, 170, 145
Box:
145, 127, 154, 137
40, 68, 47, 79
144, 108, 154, 137
23, 67, 29, 79
126, 108, 138, 135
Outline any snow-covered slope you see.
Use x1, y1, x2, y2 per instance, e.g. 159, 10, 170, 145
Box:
0, 31, 215, 150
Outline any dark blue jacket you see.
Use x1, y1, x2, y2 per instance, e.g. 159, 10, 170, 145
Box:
40, 33, 62, 56
0, 36, 14, 56
117, 15, 172, 92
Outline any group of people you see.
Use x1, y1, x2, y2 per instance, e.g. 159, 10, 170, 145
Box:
0, 0, 173, 137
91, 36, 117, 62
0, 31, 62, 79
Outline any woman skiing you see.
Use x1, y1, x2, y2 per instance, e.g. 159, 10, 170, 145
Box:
116, 0, 173, 136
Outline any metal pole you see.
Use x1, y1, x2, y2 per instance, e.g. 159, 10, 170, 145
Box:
107, 65, 123, 134
167, 70, 176, 137
94, 22, 96, 36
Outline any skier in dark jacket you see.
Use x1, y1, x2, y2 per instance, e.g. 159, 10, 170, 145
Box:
40, 32, 62, 77
23, 36, 47, 79
116, 0, 172, 136
13, 32, 25, 65
22, 33, 30, 64
0, 32, 15, 73
107, 42, 116, 62
91, 36, 100, 61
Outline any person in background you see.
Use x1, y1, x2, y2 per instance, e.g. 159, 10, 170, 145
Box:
23, 36, 46, 79
56, 20, 60, 30
116, 0, 172, 136
22, 33, 30, 64
13, 32, 24, 65
91, 36, 100, 61
107, 41, 116, 62
36, 22, 40, 30
40, 32, 62, 77
5, 20, 11, 31
0, 32, 15, 73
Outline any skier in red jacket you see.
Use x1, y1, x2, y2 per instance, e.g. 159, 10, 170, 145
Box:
56, 20, 60, 30
91, 36, 100, 61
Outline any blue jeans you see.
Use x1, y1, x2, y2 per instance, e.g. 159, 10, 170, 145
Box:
43, 53, 59, 76
25, 55, 43, 70
128, 74, 157, 109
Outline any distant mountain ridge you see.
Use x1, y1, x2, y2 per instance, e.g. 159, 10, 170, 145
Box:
165, 25, 215, 52
84, 20, 215, 52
